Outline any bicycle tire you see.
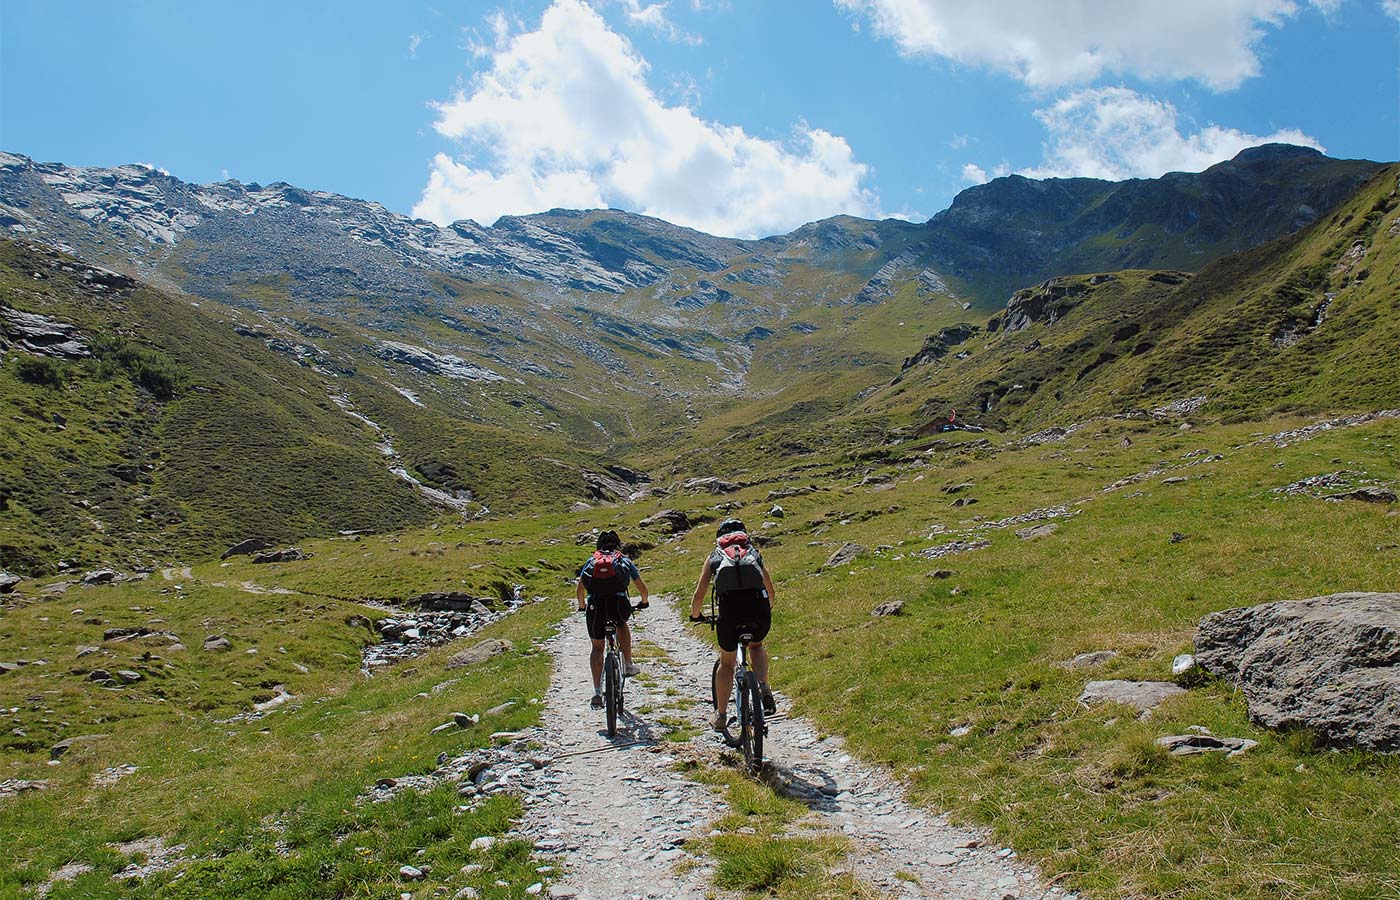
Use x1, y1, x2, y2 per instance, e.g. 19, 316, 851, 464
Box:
744, 671, 764, 773
737, 669, 754, 770
604, 652, 619, 738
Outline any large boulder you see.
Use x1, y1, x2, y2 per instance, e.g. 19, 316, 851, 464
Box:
639, 509, 690, 534
1195, 592, 1400, 751
1078, 680, 1185, 714
221, 538, 276, 559
680, 476, 739, 495
0, 572, 20, 593
446, 639, 514, 670
251, 547, 308, 564
823, 543, 865, 569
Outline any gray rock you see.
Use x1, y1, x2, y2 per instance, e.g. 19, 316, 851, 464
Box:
1063, 650, 1118, 670
1156, 734, 1258, 757
447, 639, 514, 670
1172, 653, 1197, 676
951, 497, 978, 508
871, 600, 905, 617
680, 476, 739, 495
115, 670, 142, 683
0, 572, 20, 593
941, 482, 974, 495
0, 307, 90, 358
1328, 487, 1397, 503
399, 864, 425, 880
81, 569, 117, 586
1078, 680, 1185, 714
639, 509, 690, 534
452, 712, 479, 727
823, 543, 865, 568
0, 661, 21, 675
769, 505, 785, 518
251, 547, 308, 564
50, 733, 108, 759
1195, 592, 1400, 751
1015, 522, 1059, 540
203, 635, 233, 651
926, 569, 954, 579
87, 669, 112, 682
221, 538, 276, 559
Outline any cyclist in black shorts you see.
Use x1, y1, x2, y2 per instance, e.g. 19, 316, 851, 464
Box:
689, 518, 777, 728
576, 530, 649, 709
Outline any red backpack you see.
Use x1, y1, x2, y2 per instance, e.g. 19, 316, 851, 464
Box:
587, 550, 628, 595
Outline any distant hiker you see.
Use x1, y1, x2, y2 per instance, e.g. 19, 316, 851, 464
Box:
689, 518, 777, 729
576, 530, 649, 709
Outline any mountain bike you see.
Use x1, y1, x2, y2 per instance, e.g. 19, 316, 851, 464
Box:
592, 598, 645, 738
693, 614, 766, 773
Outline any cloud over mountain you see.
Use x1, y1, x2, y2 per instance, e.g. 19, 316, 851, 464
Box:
836, 0, 1324, 90
413, 0, 878, 238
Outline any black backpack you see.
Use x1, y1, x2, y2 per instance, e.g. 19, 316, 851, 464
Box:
584, 549, 629, 597
711, 532, 765, 596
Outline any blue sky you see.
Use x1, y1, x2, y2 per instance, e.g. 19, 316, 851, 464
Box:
3, 0, 1397, 237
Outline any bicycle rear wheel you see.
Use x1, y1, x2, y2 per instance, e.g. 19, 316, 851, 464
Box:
737, 671, 754, 770
744, 671, 765, 773
604, 652, 619, 737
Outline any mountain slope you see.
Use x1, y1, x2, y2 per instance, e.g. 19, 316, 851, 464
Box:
875, 163, 1400, 431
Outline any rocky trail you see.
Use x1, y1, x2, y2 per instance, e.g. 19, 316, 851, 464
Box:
505, 599, 1057, 900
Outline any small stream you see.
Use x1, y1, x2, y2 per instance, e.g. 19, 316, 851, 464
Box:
328, 391, 481, 518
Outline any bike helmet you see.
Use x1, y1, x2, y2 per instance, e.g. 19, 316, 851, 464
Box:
716, 518, 746, 538
596, 530, 621, 550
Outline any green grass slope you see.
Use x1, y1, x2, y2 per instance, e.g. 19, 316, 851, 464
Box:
0, 240, 435, 574
874, 164, 1400, 432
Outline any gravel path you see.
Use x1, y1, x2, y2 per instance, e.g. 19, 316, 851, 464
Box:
517, 598, 1063, 900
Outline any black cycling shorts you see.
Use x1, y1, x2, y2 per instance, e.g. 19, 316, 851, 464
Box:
586, 594, 632, 641
715, 592, 771, 652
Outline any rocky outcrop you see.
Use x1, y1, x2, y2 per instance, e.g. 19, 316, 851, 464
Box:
251, 547, 309, 564
1002, 278, 1088, 333
679, 477, 738, 495
221, 538, 276, 559
824, 543, 865, 568
1078, 680, 1186, 714
375, 340, 503, 382
447, 638, 514, 670
0, 306, 89, 358
639, 509, 690, 534
0, 572, 20, 593
900, 324, 979, 371
1195, 592, 1400, 751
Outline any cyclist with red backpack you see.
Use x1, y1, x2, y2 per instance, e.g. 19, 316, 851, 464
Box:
576, 530, 650, 710
688, 518, 777, 729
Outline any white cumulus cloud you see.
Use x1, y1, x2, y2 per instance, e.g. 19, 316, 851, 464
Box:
1384, 0, 1400, 22
1011, 87, 1323, 181
414, 0, 878, 238
960, 163, 988, 184
835, 0, 1317, 90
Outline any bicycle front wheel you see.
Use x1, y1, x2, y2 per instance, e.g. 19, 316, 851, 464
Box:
742, 671, 764, 773
604, 652, 619, 738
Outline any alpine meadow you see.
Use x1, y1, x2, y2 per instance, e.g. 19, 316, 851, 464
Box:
2, 2, 1399, 899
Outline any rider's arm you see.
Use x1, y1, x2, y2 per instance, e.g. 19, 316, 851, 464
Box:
575, 578, 586, 611
690, 558, 712, 618
761, 566, 776, 608
633, 574, 650, 603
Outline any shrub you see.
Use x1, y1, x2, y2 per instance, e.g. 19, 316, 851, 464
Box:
13, 354, 64, 387
92, 337, 184, 400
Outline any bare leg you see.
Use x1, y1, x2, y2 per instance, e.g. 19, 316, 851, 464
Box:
589, 639, 604, 691
749, 641, 770, 685
618, 622, 634, 667
715, 649, 737, 719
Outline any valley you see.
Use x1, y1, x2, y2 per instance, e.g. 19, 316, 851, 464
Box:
1, 146, 1398, 900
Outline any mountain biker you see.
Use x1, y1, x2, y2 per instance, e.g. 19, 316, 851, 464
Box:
688, 518, 777, 729
577, 530, 649, 710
